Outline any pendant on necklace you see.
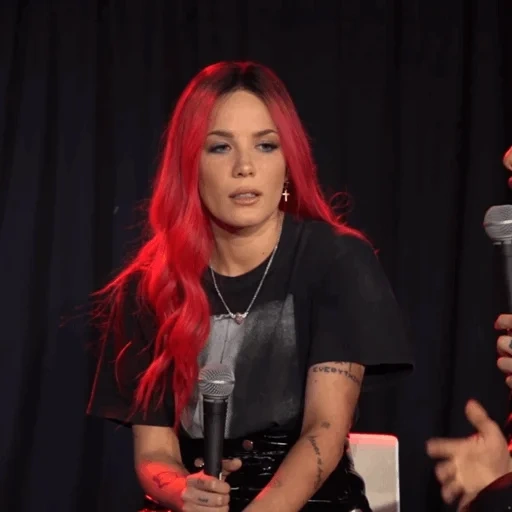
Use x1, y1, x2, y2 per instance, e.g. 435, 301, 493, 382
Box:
234, 313, 245, 325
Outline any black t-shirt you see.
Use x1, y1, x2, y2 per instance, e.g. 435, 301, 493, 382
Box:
88, 214, 414, 438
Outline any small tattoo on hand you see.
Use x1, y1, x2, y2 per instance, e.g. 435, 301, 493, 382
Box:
198, 497, 208, 504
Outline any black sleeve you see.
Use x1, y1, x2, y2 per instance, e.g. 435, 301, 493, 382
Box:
308, 234, 414, 390
468, 473, 512, 511
86, 280, 175, 426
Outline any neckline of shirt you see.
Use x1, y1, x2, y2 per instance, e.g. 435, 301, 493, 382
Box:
205, 213, 300, 291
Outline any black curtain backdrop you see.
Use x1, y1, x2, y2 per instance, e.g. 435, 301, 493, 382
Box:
1, 1, 511, 511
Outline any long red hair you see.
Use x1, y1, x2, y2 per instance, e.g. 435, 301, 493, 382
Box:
94, 61, 364, 429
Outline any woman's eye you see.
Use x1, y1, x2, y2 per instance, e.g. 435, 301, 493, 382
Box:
208, 144, 230, 154
207, 142, 278, 154
258, 142, 278, 152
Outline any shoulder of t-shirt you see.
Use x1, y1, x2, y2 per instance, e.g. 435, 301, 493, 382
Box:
300, 218, 375, 268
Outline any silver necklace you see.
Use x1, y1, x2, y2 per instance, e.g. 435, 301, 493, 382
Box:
209, 219, 283, 324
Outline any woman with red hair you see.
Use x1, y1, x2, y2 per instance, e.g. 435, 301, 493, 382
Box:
88, 61, 413, 512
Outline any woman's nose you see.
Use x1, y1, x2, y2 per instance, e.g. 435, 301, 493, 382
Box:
233, 158, 255, 178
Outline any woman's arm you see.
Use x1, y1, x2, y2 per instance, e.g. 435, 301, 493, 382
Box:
133, 425, 240, 511
133, 424, 189, 510
244, 361, 364, 512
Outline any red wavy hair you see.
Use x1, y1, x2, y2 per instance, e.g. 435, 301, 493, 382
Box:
95, 61, 364, 429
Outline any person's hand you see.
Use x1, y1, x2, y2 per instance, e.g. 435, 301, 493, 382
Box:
182, 458, 242, 511
426, 400, 512, 510
503, 145, 512, 188
496, 314, 512, 388
504, 145, 512, 172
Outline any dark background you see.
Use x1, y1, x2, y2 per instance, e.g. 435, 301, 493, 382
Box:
1, 0, 511, 511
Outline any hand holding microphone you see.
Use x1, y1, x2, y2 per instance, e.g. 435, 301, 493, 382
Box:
181, 460, 240, 512
180, 363, 240, 511
425, 206, 512, 509
484, 207, 512, 387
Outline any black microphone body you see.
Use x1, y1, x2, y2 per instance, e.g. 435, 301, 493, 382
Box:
198, 363, 235, 480
203, 397, 228, 478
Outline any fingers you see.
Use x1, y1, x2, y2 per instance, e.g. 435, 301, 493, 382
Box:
503, 146, 512, 171
426, 437, 464, 459
497, 359, 512, 388
498, 356, 512, 374
181, 489, 229, 510
496, 335, 512, 378
182, 504, 228, 512
432, 460, 462, 504
430, 457, 464, 505
440, 479, 463, 504
495, 314, 512, 330
435, 460, 456, 484
497, 334, 512, 355
183, 474, 231, 510
193, 458, 242, 477
221, 458, 242, 476
496, 334, 512, 387
186, 474, 231, 494
465, 400, 499, 438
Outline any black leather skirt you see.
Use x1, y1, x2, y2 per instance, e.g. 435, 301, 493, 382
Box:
143, 431, 372, 512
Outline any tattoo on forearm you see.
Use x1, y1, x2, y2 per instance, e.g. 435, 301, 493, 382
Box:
152, 471, 180, 489
307, 435, 324, 490
312, 363, 361, 386
320, 421, 331, 429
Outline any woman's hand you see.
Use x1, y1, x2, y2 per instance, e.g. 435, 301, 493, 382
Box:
182, 458, 242, 511
503, 145, 512, 172
503, 145, 512, 188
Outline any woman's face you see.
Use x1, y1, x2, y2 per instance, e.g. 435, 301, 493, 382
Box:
199, 90, 286, 230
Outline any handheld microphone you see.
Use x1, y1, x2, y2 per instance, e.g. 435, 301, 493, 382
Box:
484, 204, 512, 308
198, 363, 235, 479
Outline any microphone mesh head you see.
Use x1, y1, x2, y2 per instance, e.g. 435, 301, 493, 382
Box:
198, 363, 235, 400
484, 205, 512, 242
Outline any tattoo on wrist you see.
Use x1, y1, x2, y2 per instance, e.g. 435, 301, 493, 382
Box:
152, 471, 181, 489
307, 435, 324, 490
312, 363, 361, 386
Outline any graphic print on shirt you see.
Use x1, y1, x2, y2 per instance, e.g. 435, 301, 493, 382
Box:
181, 294, 300, 439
